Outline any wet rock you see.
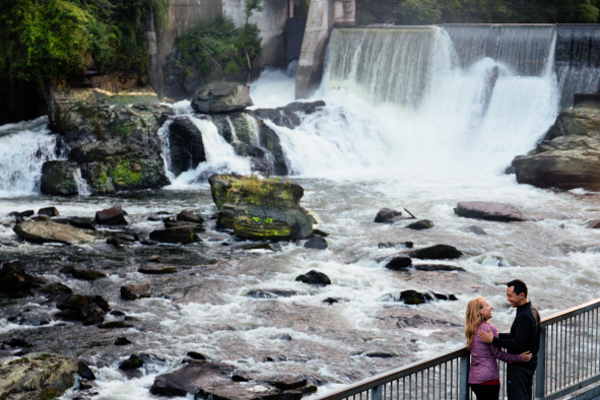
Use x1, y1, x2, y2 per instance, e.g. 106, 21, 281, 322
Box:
231, 373, 252, 382
0, 260, 45, 297
38, 207, 60, 217
40, 161, 79, 196
454, 201, 526, 222
119, 354, 144, 370
587, 219, 600, 229
107, 232, 138, 247
150, 361, 236, 397
115, 337, 133, 346
323, 297, 347, 305
138, 263, 178, 274
14, 219, 95, 245
99, 321, 134, 329
1, 338, 30, 348
267, 376, 307, 390
78, 361, 96, 380
198, 380, 284, 400
0, 352, 77, 400
407, 219, 434, 230
406, 245, 463, 260
512, 105, 600, 190
9, 210, 34, 219
56, 294, 109, 325
255, 100, 326, 129
39, 282, 72, 301
374, 208, 404, 224
312, 229, 329, 237
277, 334, 293, 341
187, 352, 207, 360
192, 82, 253, 113
396, 315, 460, 328
234, 242, 273, 250
365, 352, 394, 358
378, 241, 413, 249
385, 256, 412, 271
303, 236, 328, 250
54, 217, 96, 231
462, 225, 487, 235
177, 210, 204, 224
167, 117, 206, 176
258, 120, 289, 176
413, 264, 465, 272
147, 211, 172, 221
395, 290, 458, 305
70, 268, 107, 281
149, 225, 194, 244
121, 283, 151, 300
247, 289, 300, 299
95, 206, 128, 225
295, 270, 331, 286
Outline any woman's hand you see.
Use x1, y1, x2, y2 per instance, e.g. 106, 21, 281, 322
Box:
520, 351, 532, 362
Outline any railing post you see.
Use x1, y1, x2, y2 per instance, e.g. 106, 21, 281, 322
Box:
535, 327, 546, 400
370, 385, 382, 400
460, 354, 470, 400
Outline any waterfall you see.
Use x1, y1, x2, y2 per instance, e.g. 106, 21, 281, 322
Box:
0, 117, 64, 197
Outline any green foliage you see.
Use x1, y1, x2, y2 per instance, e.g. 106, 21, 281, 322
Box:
356, 0, 600, 24
173, 16, 262, 83
244, 0, 265, 25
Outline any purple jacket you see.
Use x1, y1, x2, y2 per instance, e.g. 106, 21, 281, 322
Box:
468, 322, 523, 384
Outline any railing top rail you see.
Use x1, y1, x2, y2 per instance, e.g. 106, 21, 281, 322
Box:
311, 297, 600, 400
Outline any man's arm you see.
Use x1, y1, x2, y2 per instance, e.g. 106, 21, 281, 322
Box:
491, 316, 532, 353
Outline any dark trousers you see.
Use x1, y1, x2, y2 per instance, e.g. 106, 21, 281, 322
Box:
470, 383, 500, 400
507, 363, 537, 400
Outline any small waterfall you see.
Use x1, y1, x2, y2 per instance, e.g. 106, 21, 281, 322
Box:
74, 168, 91, 196
0, 117, 64, 197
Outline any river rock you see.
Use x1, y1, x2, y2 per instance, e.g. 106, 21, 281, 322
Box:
385, 256, 412, 270
587, 219, 600, 229
0, 260, 45, 297
0, 352, 77, 400
462, 225, 487, 235
40, 161, 79, 196
56, 294, 109, 324
78, 361, 96, 380
413, 264, 465, 272
407, 219, 434, 230
13, 219, 95, 245
138, 263, 178, 274
304, 236, 328, 249
149, 225, 194, 244
54, 217, 96, 231
192, 82, 253, 113
95, 206, 128, 225
38, 207, 60, 217
374, 208, 403, 223
255, 100, 326, 129
167, 116, 206, 176
247, 289, 301, 299
212, 175, 315, 241
121, 283, 151, 300
512, 105, 600, 190
295, 270, 331, 286
177, 210, 204, 224
115, 337, 133, 346
66, 267, 107, 281
119, 354, 144, 370
406, 245, 463, 260
150, 361, 236, 397
454, 201, 526, 222
397, 290, 458, 305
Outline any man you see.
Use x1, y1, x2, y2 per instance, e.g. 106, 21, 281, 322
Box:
478, 279, 541, 400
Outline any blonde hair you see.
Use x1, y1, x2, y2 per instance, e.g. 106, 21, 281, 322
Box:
465, 296, 485, 350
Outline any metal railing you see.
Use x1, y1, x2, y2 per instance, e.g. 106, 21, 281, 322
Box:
312, 297, 600, 400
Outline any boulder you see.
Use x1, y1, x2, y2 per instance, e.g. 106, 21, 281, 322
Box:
95, 206, 128, 225
56, 294, 109, 325
0, 260, 45, 297
191, 82, 253, 113
121, 283, 151, 300
295, 270, 331, 286
138, 264, 178, 274
462, 225, 487, 235
167, 116, 206, 176
119, 355, 144, 370
385, 256, 412, 271
149, 225, 194, 244
397, 290, 458, 305
77, 361, 96, 380
211, 175, 314, 241
407, 219, 434, 230
255, 100, 326, 129
374, 208, 403, 224
304, 236, 328, 250
69, 268, 107, 281
40, 161, 79, 196
177, 210, 204, 224
454, 201, 526, 222
13, 220, 95, 245
406, 245, 463, 260
512, 105, 600, 190
0, 353, 77, 400
150, 361, 235, 397
38, 207, 60, 217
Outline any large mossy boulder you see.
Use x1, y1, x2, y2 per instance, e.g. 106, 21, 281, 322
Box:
40, 161, 79, 196
209, 174, 315, 241
14, 219, 95, 245
0, 352, 77, 400
191, 82, 253, 113
167, 116, 206, 177
512, 104, 600, 190
42, 86, 173, 195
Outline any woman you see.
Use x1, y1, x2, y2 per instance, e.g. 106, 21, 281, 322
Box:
465, 297, 532, 400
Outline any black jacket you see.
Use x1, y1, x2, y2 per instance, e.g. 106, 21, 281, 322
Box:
492, 302, 541, 363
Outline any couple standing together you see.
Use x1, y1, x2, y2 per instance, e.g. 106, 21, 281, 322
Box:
466, 279, 541, 400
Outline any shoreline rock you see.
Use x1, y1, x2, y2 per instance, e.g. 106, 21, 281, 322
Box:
454, 201, 526, 222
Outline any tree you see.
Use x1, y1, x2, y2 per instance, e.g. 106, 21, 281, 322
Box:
244, 0, 265, 25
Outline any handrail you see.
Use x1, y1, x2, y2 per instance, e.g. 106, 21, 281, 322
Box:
311, 297, 600, 400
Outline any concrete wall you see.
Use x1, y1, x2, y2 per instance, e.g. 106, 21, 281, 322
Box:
222, 0, 290, 68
